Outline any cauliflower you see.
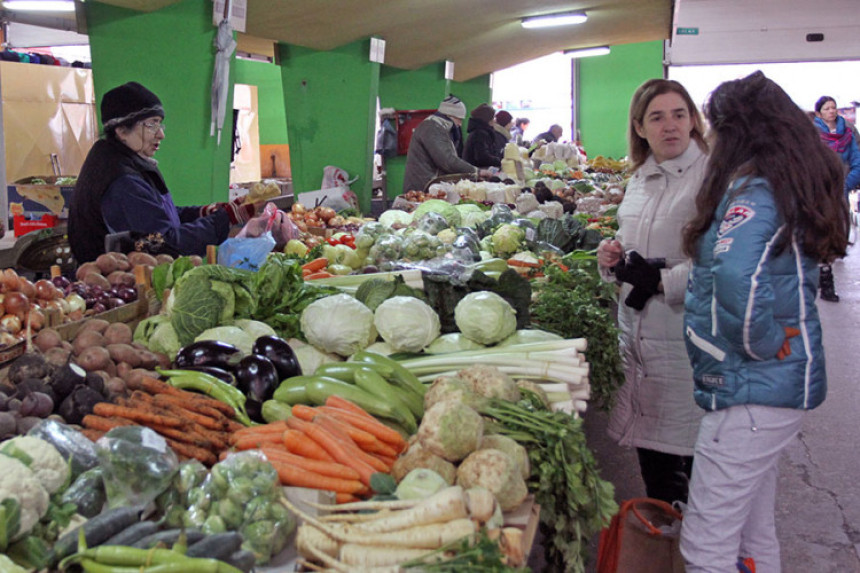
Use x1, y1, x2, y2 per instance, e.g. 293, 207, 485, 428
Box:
423, 376, 474, 411
456, 449, 528, 512
479, 434, 530, 481
390, 442, 457, 485
0, 457, 50, 539
457, 365, 521, 402
417, 401, 483, 462
0, 436, 69, 494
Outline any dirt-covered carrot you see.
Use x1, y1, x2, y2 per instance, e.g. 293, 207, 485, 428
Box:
82, 414, 136, 433
163, 437, 217, 466
92, 402, 183, 427
318, 405, 406, 452
283, 428, 335, 462
269, 459, 366, 494
259, 445, 361, 481
286, 417, 377, 487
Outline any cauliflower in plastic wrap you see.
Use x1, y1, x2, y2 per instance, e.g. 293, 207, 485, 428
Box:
417, 401, 484, 462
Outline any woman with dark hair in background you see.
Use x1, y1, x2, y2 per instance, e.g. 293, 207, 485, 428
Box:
681, 71, 849, 572
596, 78, 709, 505
812, 95, 860, 302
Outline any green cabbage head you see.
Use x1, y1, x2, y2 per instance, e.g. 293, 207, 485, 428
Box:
491, 224, 525, 258
454, 291, 517, 345
374, 296, 440, 353
300, 294, 376, 357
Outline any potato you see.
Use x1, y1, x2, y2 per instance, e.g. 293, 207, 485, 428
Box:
103, 323, 133, 345
106, 271, 136, 287
77, 319, 111, 335
107, 343, 142, 367
105, 377, 128, 400
95, 253, 119, 275
123, 368, 159, 389
83, 273, 111, 290
43, 346, 72, 368
155, 254, 174, 265
136, 349, 161, 370
109, 252, 131, 272
127, 252, 158, 267
115, 361, 132, 381
75, 346, 112, 372
75, 262, 101, 282
34, 328, 62, 353
72, 330, 106, 356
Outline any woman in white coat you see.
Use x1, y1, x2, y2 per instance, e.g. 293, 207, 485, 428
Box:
596, 79, 708, 504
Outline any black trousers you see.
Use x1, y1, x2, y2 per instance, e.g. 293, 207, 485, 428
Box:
636, 447, 694, 505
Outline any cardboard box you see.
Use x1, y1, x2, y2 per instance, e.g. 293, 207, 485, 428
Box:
7, 175, 76, 221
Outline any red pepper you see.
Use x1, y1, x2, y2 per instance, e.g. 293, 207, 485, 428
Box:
340, 235, 356, 248
326, 237, 339, 246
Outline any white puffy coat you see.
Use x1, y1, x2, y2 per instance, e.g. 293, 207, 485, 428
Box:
605, 142, 706, 456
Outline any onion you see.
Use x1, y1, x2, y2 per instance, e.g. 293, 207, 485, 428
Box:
26, 308, 45, 331
1, 269, 19, 291
1, 314, 22, 334
17, 277, 36, 299
65, 293, 86, 314
91, 302, 107, 314
34, 279, 56, 301
116, 286, 138, 303
3, 292, 29, 318
52, 275, 71, 290
106, 297, 125, 309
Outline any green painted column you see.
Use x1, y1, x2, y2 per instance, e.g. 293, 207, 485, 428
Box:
579, 41, 664, 159
86, 0, 233, 206
277, 40, 378, 213
378, 65, 491, 199
234, 59, 288, 145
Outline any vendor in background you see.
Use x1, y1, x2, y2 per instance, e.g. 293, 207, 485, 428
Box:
402, 95, 493, 192
69, 82, 273, 263
528, 124, 564, 156
511, 117, 530, 146
463, 103, 503, 168
493, 110, 514, 157
596, 78, 709, 505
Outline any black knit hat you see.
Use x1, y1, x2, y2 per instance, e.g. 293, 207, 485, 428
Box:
101, 82, 164, 130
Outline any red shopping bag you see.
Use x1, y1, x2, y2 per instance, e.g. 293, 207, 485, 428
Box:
597, 497, 685, 573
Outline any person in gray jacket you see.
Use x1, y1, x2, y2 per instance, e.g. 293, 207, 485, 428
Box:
597, 79, 708, 504
402, 95, 490, 193
680, 71, 849, 573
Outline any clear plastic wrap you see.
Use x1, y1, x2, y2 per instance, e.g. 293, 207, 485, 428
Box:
415, 211, 450, 235
401, 231, 444, 262
450, 233, 482, 262
59, 466, 106, 518
368, 234, 404, 267
26, 420, 98, 481
155, 460, 209, 528
354, 221, 388, 249
184, 451, 296, 565
95, 426, 179, 510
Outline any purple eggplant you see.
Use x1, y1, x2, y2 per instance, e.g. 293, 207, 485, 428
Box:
251, 335, 302, 381
174, 341, 241, 371
234, 355, 278, 422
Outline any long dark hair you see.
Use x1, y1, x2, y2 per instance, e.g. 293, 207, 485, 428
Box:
627, 79, 708, 171
682, 71, 849, 263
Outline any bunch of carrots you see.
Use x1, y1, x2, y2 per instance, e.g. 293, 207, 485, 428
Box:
301, 257, 335, 280
228, 395, 406, 504
81, 375, 244, 466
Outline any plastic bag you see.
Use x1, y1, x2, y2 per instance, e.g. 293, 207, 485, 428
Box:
185, 451, 296, 564
369, 234, 404, 267
60, 466, 106, 518
95, 426, 179, 510
155, 460, 209, 527
416, 212, 450, 235
218, 203, 281, 271
27, 420, 98, 481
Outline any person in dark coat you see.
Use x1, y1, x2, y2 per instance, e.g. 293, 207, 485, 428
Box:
69, 82, 261, 263
462, 103, 502, 168
492, 110, 514, 157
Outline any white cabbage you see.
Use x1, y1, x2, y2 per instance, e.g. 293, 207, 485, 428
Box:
373, 296, 441, 353
454, 291, 517, 345
300, 294, 377, 357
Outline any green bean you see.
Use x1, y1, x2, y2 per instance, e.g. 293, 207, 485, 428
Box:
161, 371, 252, 426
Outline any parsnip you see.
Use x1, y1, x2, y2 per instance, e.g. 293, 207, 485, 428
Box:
297, 525, 340, 559
339, 544, 436, 567
464, 486, 497, 524
303, 497, 419, 512
354, 486, 468, 533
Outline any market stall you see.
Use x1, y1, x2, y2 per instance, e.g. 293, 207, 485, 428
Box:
0, 153, 629, 572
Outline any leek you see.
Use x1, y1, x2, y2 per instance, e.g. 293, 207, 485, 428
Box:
311, 269, 424, 294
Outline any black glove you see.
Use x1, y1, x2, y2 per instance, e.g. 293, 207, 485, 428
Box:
612, 251, 665, 310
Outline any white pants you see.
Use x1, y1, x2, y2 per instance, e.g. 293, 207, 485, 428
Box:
680, 405, 805, 573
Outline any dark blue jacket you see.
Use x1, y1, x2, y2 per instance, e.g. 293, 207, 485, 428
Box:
814, 115, 860, 192
684, 177, 826, 412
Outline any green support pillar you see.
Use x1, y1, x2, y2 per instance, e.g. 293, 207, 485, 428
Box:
85, 0, 233, 206
277, 40, 379, 214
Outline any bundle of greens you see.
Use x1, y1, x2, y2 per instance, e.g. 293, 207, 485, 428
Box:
529, 256, 623, 408
476, 395, 617, 573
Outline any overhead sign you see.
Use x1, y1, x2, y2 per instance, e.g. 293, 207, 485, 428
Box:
676, 27, 699, 35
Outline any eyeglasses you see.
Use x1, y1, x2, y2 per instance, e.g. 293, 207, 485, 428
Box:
141, 121, 165, 134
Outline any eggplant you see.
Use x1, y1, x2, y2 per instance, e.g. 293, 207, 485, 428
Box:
174, 341, 241, 371
251, 335, 302, 381
178, 366, 237, 387
234, 355, 278, 423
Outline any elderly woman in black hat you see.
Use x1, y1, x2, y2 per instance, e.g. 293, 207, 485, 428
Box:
69, 81, 260, 263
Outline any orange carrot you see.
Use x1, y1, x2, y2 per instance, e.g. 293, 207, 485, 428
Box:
282, 428, 335, 462
270, 460, 366, 494
324, 395, 375, 419
309, 416, 390, 474
305, 271, 335, 280
376, 455, 397, 468
317, 406, 407, 452
92, 402, 183, 427
232, 432, 285, 451
290, 403, 319, 422
82, 415, 136, 433
336, 493, 360, 504
259, 445, 361, 481
312, 412, 378, 448
230, 421, 289, 444
361, 439, 399, 458
301, 257, 329, 272
286, 417, 377, 487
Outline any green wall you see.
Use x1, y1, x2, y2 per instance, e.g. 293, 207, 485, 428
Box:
378, 65, 491, 198
579, 41, 664, 159
277, 40, 378, 212
233, 58, 289, 145
86, 0, 232, 206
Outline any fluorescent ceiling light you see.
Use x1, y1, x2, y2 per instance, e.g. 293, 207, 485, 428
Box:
565, 46, 611, 59
522, 11, 587, 29
2, 1, 75, 12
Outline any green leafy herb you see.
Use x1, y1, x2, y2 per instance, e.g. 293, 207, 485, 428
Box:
401, 527, 530, 572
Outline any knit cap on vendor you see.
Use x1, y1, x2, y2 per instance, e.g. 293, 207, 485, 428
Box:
438, 95, 467, 119
471, 103, 496, 124
101, 81, 165, 131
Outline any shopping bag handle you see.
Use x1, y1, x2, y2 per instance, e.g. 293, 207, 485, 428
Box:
623, 498, 683, 537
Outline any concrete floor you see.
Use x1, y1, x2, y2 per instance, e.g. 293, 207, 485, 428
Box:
574, 234, 860, 573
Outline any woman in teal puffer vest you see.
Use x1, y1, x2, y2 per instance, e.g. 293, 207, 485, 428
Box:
679, 71, 849, 573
